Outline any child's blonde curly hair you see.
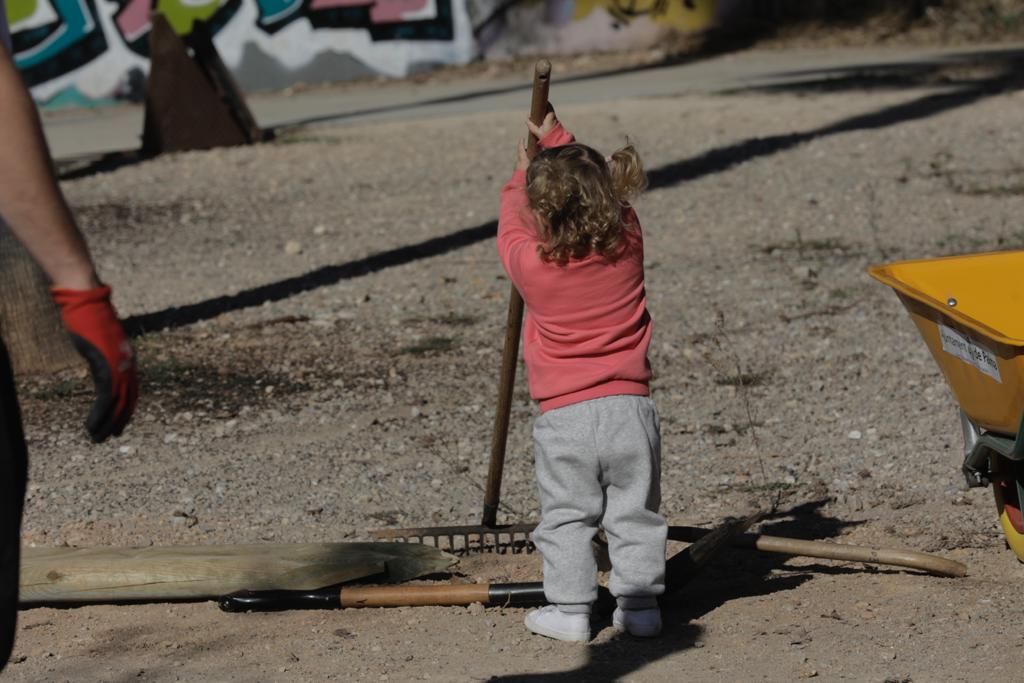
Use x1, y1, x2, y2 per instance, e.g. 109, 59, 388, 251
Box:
526, 142, 647, 265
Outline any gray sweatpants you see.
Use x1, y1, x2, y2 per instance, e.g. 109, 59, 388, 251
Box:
532, 394, 667, 613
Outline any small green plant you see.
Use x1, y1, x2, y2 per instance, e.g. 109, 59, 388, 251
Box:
401, 336, 456, 355
715, 369, 772, 387
734, 481, 802, 495
949, 173, 1024, 197
25, 378, 87, 401
137, 356, 308, 416
829, 287, 849, 300
430, 313, 477, 327
403, 313, 479, 327
758, 236, 853, 257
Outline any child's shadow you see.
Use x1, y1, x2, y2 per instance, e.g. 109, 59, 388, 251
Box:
487, 499, 858, 682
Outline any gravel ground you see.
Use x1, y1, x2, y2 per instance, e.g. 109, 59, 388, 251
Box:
7, 55, 1024, 682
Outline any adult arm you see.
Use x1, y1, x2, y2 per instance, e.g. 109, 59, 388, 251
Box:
0, 43, 136, 441
0, 42, 98, 290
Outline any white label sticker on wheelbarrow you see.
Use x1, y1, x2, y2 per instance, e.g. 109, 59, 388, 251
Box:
939, 324, 1002, 383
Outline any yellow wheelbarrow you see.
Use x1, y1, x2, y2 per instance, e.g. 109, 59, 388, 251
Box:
870, 250, 1024, 561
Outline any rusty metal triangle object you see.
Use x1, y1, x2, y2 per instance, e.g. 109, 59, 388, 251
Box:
142, 13, 259, 155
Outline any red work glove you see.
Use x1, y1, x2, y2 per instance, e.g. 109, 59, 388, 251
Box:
50, 285, 137, 443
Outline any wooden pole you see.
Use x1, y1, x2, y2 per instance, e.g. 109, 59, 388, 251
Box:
481, 59, 551, 529
667, 526, 968, 578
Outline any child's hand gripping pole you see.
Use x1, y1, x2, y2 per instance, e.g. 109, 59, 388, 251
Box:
482, 59, 551, 529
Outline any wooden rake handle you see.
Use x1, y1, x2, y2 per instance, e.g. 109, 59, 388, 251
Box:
482, 59, 551, 529
667, 526, 968, 578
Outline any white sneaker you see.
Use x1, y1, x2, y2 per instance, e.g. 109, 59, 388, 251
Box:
612, 607, 662, 637
524, 605, 590, 642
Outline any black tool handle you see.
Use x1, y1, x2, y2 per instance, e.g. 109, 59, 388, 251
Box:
487, 582, 545, 606
219, 585, 341, 612
220, 582, 545, 612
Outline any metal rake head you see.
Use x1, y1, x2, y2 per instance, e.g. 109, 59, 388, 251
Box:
370, 523, 537, 555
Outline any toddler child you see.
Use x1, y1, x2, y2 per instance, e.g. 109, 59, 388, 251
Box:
497, 107, 667, 642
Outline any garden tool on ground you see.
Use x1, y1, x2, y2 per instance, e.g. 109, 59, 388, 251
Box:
371, 59, 550, 553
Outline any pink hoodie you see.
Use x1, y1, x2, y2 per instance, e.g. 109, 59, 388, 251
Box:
497, 123, 653, 413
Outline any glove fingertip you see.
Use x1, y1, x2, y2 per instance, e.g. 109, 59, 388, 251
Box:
110, 385, 135, 439
86, 423, 106, 444
86, 402, 115, 444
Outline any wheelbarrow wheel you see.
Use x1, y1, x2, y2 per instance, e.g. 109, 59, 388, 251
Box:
991, 454, 1024, 562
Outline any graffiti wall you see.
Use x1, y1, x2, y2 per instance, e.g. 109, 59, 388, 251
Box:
469, 0, 718, 57
3, 0, 718, 105
4, 0, 473, 103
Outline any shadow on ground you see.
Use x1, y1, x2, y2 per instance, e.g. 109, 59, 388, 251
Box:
59, 39, 1024, 181
54, 37, 746, 183
26, 621, 240, 683
121, 53, 1024, 337
646, 50, 1024, 190
487, 499, 862, 682
725, 47, 1024, 95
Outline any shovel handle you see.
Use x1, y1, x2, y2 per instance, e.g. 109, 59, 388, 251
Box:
343, 582, 545, 607
482, 59, 551, 529
220, 582, 546, 611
